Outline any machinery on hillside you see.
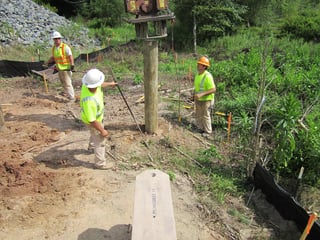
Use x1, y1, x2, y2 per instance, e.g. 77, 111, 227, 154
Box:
124, 0, 175, 39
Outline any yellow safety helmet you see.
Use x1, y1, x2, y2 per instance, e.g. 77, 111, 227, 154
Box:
197, 56, 210, 67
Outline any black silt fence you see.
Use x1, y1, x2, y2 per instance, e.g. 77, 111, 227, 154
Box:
253, 162, 320, 240
0, 60, 44, 77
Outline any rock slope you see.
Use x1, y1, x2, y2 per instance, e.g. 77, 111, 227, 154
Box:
0, 0, 99, 48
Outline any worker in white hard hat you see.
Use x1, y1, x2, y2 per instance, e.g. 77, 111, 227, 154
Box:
46, 31, 75, 101
80, 68, 117, 169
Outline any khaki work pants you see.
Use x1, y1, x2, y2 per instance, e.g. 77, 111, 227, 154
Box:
88, 125, 107, 167
58, 70, 74, 100
195, 100, 212, 134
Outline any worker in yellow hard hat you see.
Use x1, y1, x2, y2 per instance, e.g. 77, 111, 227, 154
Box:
193, 56, 216, 137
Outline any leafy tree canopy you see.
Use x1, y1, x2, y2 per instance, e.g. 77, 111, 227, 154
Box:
172, 0, 247, 45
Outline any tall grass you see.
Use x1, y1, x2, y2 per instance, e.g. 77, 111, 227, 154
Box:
88, 23, 136, 47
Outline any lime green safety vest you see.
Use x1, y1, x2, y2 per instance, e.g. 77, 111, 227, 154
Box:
194, 70, 215, 102
52, 43, 71, 71
80, 85, 104, 124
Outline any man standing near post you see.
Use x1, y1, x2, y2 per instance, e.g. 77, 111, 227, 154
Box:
80, 68, 117, 169
194, 56, 216, 137
46, 31, 75, 101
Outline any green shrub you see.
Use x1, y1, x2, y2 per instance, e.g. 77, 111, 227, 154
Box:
280, 13, 320, 42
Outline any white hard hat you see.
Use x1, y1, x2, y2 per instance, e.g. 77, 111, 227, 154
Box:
82, 69, 105, 88
51, 31, 62, 39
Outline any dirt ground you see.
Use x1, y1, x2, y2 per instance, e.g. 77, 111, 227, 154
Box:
0, 71, 302, 240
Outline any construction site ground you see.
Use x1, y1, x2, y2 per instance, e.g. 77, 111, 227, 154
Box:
0, 70, 303, 240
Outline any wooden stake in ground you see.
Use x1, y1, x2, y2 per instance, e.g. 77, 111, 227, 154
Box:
42, 72, 49, 93
174, 52, 181, 122
0, 106, 5, 130
227, 112, 232, 143
299, 212, 318, 240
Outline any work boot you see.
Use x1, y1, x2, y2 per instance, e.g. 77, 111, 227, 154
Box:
95, 162, 114, 170
202, 132, 210, 138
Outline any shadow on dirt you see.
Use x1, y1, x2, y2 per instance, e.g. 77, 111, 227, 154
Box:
78, 224, 131, 240
34, 141, 96, 169
25, 92, 73, 104
5, 112, 82, 131
106, 122, 143, 132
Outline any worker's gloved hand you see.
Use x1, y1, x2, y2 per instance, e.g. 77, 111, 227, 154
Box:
53, 66, 58, 74
70, 65, 75, 72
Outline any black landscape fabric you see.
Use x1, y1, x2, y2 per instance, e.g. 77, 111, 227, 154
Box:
253, 162, 320, 240
0, 41, 137, 78
0, 60, 44, 77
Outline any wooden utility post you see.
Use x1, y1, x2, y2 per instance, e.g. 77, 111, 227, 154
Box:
125, 0, 174, 134
144, 40, 159, 133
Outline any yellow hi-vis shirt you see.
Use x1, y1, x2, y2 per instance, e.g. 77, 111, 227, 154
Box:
80, 85, 104, 124
194, 70, 215, 101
